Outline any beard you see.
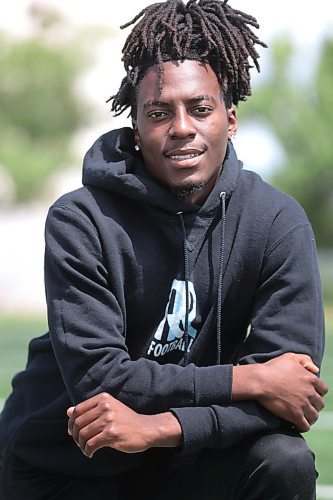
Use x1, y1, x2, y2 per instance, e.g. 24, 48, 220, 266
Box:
170, 180, 209, 199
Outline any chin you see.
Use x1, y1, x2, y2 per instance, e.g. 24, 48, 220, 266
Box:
170, 180, 209, 199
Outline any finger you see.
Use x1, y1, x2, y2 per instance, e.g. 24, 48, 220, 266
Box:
298, 355, 319, 374
68, 394, 111, 438
68, 407, 78, 436
294, 416, 311, 433
67, 407, 75, 435
309, 392, 325, 413
67, 407, 75, 417
77, 420, 106, 453
71, 408, 101, 445
72, 395, 101, 416
304, 405, 319, 428
84, 431, 109, 459
303, 363, 319, 374
314, 378, 329, 397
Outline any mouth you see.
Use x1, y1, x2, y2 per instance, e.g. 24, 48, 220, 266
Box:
164, 146, 207, 166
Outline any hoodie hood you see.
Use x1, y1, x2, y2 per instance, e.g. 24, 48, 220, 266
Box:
82, 127, 242, 215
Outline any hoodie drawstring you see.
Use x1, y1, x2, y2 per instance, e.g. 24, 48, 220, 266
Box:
177, 212, 190, 365
216, 192, 226, 364
177, 192, 226, 365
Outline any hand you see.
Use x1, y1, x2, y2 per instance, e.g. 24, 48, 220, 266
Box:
67, 392, 182, 458
256, 353, 328, 432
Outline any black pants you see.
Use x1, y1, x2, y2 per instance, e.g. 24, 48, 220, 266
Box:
0, 430, 317, 500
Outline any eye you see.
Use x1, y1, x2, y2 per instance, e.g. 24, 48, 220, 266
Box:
147, 110, 169, 120
193, 105, 213, 115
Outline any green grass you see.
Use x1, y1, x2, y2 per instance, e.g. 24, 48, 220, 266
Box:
306, 306, 333, 486
0, 315, 47, 399
0, 311, 332, 488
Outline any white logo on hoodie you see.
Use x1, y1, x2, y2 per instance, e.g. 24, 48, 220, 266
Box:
147, 279, 197, 358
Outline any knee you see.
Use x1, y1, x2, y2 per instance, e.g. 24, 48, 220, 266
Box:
247, 431, 317, 498
256, 432, 315, 477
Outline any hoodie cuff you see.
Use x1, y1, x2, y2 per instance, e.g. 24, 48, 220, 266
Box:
170, 406, 218, 455
171, 401, 283, 456
194, 364, 233, 405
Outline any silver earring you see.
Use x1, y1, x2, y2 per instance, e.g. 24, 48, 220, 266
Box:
135, 144, 140, 151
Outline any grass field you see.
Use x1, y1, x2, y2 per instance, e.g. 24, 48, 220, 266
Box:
0, 312, 332, 496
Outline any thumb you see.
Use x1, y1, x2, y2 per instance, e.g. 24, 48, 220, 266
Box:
298, 355, 319, 374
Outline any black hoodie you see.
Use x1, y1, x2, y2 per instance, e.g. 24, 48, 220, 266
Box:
0, 127, 324, 476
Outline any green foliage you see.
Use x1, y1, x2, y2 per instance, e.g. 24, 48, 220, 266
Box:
238, 37, 333, 247
319, 250, 333, 303
0, 29, 90, 202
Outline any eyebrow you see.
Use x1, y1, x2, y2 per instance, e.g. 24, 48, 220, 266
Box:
143, 94, 216, 109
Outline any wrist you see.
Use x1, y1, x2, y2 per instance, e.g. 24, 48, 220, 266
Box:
232, 364, 263, 401
144, 412, 182, 448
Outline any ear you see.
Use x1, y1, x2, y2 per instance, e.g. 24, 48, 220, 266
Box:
227, 108, 237, 139
132, 119, 141, 148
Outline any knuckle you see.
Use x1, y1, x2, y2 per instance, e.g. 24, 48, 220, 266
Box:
85, 440, 94, 452
308, 387, 317, 399
79, 427, 89, 440
296, 409, 304, 422
73, 403, 84, 416
74, 416, 86, 432
298, 418, 310, 432
100, 401, 112, 412
106, 425, 116, 438
100, 392, 110, 401
74, 415, 83, 428
98, 394, 112, 411
104, 413, 114, 424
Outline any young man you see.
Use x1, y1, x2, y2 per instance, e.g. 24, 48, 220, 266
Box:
0, 1, 328, 498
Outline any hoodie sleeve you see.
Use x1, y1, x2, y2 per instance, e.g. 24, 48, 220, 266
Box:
237, 210, 324, 368
170, 402, 283, 454
170, 201, 325, 454
44, 204, 232, 413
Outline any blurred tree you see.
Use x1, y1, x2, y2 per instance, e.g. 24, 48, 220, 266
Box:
0, 7, 91, 203
238, 37, 333, 247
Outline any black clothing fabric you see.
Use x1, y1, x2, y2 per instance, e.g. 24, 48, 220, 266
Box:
0, 127, 324, 478
0, 430, 317, 499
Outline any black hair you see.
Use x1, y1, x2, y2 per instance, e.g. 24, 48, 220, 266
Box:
107, 0, 267, 116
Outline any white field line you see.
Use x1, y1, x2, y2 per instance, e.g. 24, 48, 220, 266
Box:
312, 412, 333, 431
317, 484, 333, 499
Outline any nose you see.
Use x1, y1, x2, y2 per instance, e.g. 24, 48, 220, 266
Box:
169, 108, 196, 139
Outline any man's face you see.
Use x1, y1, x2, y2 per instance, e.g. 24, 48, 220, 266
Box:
133, 60, 237, 205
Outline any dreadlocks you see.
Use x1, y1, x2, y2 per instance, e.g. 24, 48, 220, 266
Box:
108, 0, 267, 116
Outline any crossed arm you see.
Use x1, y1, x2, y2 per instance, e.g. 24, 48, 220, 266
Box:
46, 204, 329, 459
67, 353, 328, 458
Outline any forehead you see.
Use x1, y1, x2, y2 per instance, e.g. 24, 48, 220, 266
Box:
136, 60, 222, 104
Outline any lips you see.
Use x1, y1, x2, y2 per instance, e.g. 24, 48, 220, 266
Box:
168, 152, 202, 160
164, 146, 207, 161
